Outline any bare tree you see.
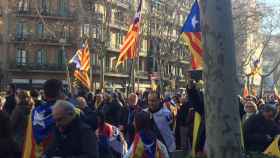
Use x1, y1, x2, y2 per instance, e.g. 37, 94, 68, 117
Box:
141, 0, 193, 94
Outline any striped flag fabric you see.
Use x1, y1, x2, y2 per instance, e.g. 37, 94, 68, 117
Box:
181, 0, 203, 70
74, 70, 91, 90
80, 41, 90, 71
69, 40, 91, 89
115, 0, 142, 68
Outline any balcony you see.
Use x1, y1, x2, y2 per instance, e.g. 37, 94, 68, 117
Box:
105, 67, 129, 78
112, 0, 129, 8
10, 34, 74, 46
9, 63, 66, 72
110, 19, 128, 31
14, 8, 75, 20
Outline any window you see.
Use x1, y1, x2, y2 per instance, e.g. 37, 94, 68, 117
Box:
114, 10, 124, 24
36, 23, 44, 39
80, 24, 90, 38
110, 56, 117, 71
62, 25, 70, 40
92, 53, 100, 65
18, 0, 29, 11
16, 48, 27, 65
151, 0, 161, 12
16, 22, 29, 39
115, 32, 123, 49
57, 49, 66, 65
40, 0, 50, 14
58, 0, 68, 16
92, 25, 102, 39
37, 49, 47, 65
16, 22, 24, 39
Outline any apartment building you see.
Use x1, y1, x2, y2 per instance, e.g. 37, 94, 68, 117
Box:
0, 0, 191, 92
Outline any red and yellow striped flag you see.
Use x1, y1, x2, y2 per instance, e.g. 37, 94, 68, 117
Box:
74, 70, 91, 90
69, 40, 91, 89
181, 0, 203, 70
80, 41, 90, 71
116, 0, 142, 68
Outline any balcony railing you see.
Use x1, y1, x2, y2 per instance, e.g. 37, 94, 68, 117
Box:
110, 19, 128, 30
11, 33, 74, 45
105, 67, 129, 74
15, 7, 75, 20
10, 63, 66, 71
112, 0, 129, 8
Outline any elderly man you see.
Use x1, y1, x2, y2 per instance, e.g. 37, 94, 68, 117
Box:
76, 96, 98, 131
244, 104, 280, 152
44, 100, 99, 158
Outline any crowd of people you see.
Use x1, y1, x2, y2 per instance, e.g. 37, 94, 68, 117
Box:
0, 79, 280, 158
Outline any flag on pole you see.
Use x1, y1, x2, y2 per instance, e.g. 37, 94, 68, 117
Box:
74, 70, 91, 90
249, 59, 261, 76
115, 0, 142, 68
181, 0, 203, 70
69, 40, 91, 89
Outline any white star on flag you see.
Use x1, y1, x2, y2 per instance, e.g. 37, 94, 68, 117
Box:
191, 15, 199, 29
33, 110, 51, 128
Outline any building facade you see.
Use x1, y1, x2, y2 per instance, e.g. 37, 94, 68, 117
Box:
0, 0, 191, 92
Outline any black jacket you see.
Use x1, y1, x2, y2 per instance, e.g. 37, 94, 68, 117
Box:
0, 138, 20, 158
244, 113, 280, 152
3, 95, 16, 115
81, 107, 98, 131
45, 117, 99, 158
102, 100, 122, 126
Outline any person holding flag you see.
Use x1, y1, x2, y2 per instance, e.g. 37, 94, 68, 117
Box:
23, 79, 64, 158
181, 1, 206, 156
124, 111, 169, 158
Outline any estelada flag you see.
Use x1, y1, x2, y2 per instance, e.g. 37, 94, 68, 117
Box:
181, 0, 203, 70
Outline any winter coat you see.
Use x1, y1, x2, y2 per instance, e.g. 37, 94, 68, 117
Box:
45, 117, 99, 158
10, 104, 31, 150
0, 138, 21, 158
81, 106, 98, 131
3, 95, 16, 115
102, 100, 123, 126
244, 113, 280, 152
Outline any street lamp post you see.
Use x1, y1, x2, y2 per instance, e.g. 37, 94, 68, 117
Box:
59, 38, 72, 93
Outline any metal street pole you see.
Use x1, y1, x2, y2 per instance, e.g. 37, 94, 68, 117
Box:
100, 44, 105, 91
60, 38, 72, 94
200, 0, 242, 158
89, 46, 93, 91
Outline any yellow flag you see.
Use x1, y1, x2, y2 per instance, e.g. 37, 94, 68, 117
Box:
264, 135, 280, 157
192, 112, 202, 157
151, 81, 157, 91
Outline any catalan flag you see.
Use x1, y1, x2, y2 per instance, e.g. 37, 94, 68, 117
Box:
69, 40, 91, 89
181, 0, 203, 70
23, 101, 56, 158
115, 0, 142, 68
249, 59, 261, 76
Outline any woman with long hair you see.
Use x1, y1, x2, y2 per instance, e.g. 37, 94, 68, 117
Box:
124, 111, 169, 158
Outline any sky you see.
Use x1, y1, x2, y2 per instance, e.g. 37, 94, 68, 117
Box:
262, 0, 280, 6
258, 0, 280, 34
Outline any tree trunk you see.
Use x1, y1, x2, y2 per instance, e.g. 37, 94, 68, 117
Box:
200, 1, 243, 158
